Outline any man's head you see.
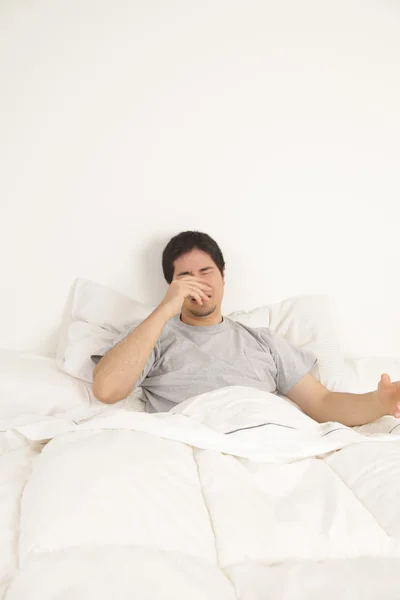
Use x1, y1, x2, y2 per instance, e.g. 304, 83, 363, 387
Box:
162, 231, 225, 322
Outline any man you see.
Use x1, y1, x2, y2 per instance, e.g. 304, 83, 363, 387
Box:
92, 231, 400, 425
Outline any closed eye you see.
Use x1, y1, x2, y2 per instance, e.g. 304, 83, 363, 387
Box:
176, 267, 214, 278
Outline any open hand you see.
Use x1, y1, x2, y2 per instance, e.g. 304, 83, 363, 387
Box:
377, 374, 400, 418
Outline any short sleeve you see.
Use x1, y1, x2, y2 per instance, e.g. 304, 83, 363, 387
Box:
90, 321, 156, 389
259, 328, 317, 395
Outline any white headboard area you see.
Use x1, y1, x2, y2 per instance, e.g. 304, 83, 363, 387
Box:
2, 0, 399, 358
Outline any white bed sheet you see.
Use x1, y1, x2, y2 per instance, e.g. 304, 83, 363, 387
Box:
2, 374, 400, 599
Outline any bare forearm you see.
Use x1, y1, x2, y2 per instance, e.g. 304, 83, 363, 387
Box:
92, 304, 170, 404
314, 391, 387, 427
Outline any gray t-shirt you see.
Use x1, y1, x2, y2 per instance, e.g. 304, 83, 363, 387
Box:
92, 315, 317, 413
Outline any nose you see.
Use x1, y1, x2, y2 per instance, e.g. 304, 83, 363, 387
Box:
197, 278, 212, 295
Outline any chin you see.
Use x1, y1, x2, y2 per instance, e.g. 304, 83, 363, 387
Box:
188, 305, 217, 318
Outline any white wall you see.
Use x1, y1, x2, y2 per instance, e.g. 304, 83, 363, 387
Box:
1, 0, 399, 357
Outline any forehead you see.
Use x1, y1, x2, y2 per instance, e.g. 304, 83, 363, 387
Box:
173, 249, 216, 273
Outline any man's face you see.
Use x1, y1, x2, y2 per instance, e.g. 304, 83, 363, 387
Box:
172, 249, 225, 318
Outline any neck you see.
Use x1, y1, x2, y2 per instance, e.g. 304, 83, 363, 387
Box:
180, 309, 223, 327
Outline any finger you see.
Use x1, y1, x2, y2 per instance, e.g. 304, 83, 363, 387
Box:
380, 373, 391, 387
181, 276, 213, 290
188, 288, 208, 303
190, 286, 210, 299
187, 284, 210, 299
180, 275, 211, 284
191, 281, 213, 292
186, 286, 203, 301
181, 281, 212, 294
190, 292, 203, 305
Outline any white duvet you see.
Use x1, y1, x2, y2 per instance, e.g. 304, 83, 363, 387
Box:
2, 386, 400, 599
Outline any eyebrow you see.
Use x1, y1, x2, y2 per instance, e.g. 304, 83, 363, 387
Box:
176, 266, 214, 277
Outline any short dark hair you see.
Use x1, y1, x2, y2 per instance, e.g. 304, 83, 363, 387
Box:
162, 231, 225, 283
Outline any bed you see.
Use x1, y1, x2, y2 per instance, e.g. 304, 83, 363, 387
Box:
2, 279, 400, 599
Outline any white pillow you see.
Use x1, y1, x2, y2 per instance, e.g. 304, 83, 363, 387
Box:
57, 278, 348, 391
0, 350, 91, 420
56, 279, 154, 383
230, 295, 348, 390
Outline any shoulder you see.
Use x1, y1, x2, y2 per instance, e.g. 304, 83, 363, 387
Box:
225, 317, 273, 344
225, 316, 270, 334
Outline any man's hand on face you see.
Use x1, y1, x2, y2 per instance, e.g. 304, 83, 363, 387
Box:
159, 276, 213, 319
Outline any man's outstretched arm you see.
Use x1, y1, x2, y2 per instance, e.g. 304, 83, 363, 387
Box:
286, 373, 400, 427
